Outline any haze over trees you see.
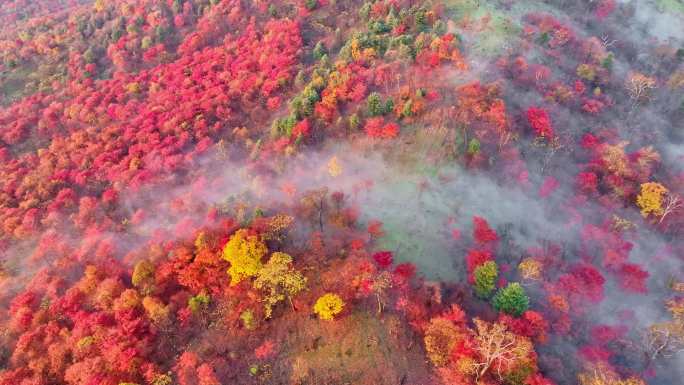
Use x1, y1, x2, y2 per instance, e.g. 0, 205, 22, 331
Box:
0, 0, 683, 385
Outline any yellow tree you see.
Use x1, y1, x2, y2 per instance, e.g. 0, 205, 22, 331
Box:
132, 259, 155, 295
518, 258, 542, 281
253, 252, 307, 318
424, 317, 465, 367
636, 182, 668, 218
327, 156, 342, 177
222, 229, 268, 285
313, 293, 344, 320
142, 296, 170, 324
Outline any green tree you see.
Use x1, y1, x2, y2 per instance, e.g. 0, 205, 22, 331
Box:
132, 260, 155, 294
313, 41, 327, 61
253, 252, 307, 318
141, 36, 153, 50
492, 282, 529, 317
383, 99, 395, 115
401, 99, 413, 118
359, 2, 372, 19
473, 261, 498, 299
467, 138, 481, 155
367, 92, 383, 116
305, 0, 318, 10
349, 113, 360, 130
414, 8, 428, 31
240, 310, 257, 330
188, 293, 210, 314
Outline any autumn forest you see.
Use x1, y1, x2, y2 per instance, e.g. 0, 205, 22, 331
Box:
0, 0, 683, 385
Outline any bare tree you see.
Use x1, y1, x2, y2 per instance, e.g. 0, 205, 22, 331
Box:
642, 322, 684, 362
471, 319, 533, 382
659, 193, 682, 224
625, 72, 657, 106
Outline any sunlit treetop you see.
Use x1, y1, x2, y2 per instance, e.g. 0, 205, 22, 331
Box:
313, 292, 345, 321
253, 252, 307, 318
636, 182, 668, 218
222, 229, 268, 286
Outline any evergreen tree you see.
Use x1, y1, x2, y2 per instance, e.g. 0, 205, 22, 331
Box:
492, 282, 529, 317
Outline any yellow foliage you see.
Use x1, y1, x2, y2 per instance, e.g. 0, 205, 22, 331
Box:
222, 229, 268, 286
472, 318, 533, 380
93, 278, 123, 309
126, 82, 141, 94
350, 38, 361, 61
611, 215, 636, 232
666, 70, 684, 89
327, 156, 342, 177
362, 47, 376, 59
424, 317, 464, 366
253, 252, 307, 318
194, 231, 208, 250
636, 182, 668, 218
634, 146, 660, 171
240, 310, 257, 330
577, 64, 596, 81
601, 141, 629, 177
151, 375, 172, 385
578, 365, 646, 385
518, 258, 542, 281
142, 296, 169, 324
93, 0, 105, 12
77, 336, 95, 350
625, 72, 657, 102
263, 214, 294, 241
132, 260, 155, 288
113, 289, 141, 312
455, 357, 477, 376
667, 297, 684, 322
672, 281, 684, 293
321, 92, 338, 109
646, 320, 684, 359
548, 294, 569, 313
313, 293, 344, 321
129, 157, 142, 171
77, 265, 100, 295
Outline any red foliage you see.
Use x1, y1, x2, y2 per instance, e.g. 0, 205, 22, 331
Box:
465, 248, 493, 283
590, 324, 628, 345
582, 98, 606, 114
292, 119, 311, 138
500, 310, 549, 341
576, 172, 599, 194
393, 263, 416, 286
367, 220, 385, 238
616, 263, 649, 294
539, 176, 559, 198
364, 117, 400, 139
579, 344, 613, 362
526, 107, 554, 138
526, 374, 557, 385
557, 264, 605, 304
254, 339, 276, 359
595, 0, 616, 20
372, 251, 394, 268
472, 216, 498, 245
